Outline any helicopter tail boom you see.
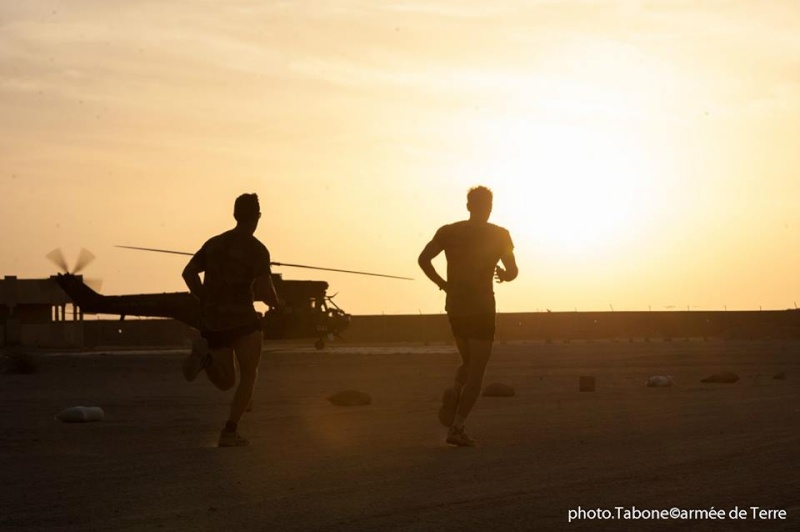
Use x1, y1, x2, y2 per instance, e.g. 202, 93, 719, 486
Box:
51, 273, 202, 327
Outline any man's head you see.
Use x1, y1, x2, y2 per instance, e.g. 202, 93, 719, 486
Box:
234, 193, 261, 233
467, 186, 493, 221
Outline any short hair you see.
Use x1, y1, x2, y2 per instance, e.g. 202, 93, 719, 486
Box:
234, 193, 260, 222
467, 186, 493, 210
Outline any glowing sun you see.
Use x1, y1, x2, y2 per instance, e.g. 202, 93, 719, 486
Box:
473, 119, 656, 257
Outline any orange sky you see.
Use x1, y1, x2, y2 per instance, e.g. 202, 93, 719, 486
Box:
2, 1, 799, 314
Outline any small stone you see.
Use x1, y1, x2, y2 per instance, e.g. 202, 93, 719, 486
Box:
328, 390, 372, 406
55, 406, 104, 422
646, 375, 674, 387
700, 371, 740, 384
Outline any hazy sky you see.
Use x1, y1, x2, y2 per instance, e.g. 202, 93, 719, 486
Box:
2, 1, 799, 314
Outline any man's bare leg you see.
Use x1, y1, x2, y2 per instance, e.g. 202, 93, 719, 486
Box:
445, 339, 491, 446
439, 337, 470, 427
227, 330, 263, 425
453, 337, 471, 397
454, 339, 492, 424
205, 347, 236, 391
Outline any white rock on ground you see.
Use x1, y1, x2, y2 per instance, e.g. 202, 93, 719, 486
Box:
55, 406, 105, 423
646, 376, 674, 387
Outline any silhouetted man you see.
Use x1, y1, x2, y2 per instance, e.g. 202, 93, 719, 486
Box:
418, 186, 518, 446
181, 193, 280, 447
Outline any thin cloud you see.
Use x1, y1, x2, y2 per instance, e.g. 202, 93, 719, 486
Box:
375, 1, 513, 18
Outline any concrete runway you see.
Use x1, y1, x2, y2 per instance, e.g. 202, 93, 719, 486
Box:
1, 339, 798, 530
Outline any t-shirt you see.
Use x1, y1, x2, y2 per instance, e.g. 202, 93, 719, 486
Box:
186, 229, 272, 331
432, 220, 514, 316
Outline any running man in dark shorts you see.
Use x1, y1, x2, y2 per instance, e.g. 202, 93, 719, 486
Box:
181, 193, 281, 447
418, 186, 518, 446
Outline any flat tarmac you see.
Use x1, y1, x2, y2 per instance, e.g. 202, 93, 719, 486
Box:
1, 339, 799, 531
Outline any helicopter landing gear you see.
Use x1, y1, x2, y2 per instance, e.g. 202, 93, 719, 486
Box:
315, 338, 325, 350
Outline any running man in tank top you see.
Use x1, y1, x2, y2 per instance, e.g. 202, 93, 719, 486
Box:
418, 186, 518, 446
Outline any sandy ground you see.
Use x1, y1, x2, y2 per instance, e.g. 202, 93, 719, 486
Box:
1, 339, 799, 531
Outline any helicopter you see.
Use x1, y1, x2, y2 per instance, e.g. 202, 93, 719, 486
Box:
49, 246, 412, 350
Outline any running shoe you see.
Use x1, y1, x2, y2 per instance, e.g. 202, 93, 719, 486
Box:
218, 430, 250, 447
446, 425, 476, 447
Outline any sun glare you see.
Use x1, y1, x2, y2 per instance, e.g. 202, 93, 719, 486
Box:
472, 119, 655, 257
458, 40, 674, 259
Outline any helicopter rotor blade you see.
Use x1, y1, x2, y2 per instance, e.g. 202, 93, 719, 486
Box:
46, 248, 70, 273
116, 245, 192, 256
73, 248, 96, 275
85, 278, 104, 293
271, 262, 413, 280
116, 245, 414, 280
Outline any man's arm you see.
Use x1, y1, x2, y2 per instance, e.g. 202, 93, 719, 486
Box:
254, 273, 280, 308
418, 240, 447, 292
495, 251, 518, 283
182, 259, 205, 302
252, 243, 283, 309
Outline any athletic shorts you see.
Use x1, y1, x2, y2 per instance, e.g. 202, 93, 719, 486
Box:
447, 312, 496, 341
202, 319, 261, 349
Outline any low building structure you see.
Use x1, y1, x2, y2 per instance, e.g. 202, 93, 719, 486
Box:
0, 275, 84, 347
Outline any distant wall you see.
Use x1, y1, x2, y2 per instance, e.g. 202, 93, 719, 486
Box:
20, 323, 83, 348
8, 310, 800, 349
346, 315, 452, 343
345, 311, 800, 343
82, 320, 197, 348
